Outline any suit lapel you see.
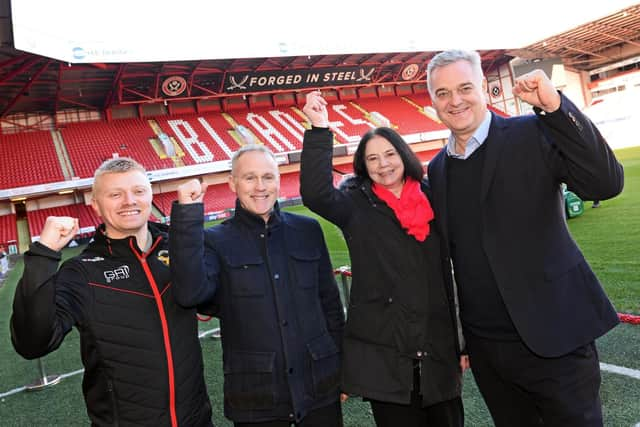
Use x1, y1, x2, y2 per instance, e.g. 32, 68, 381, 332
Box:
429, 149, 449, 239
480, 113, 507, 202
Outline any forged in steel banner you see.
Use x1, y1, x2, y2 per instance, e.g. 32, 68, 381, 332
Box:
224, 66, 376, 93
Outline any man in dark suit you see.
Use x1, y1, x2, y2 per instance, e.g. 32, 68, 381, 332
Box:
425, 50, 624, 427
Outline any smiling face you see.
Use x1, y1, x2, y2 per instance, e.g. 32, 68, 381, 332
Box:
228, 150, 280, 221
364, 135, 405, 197
429, 59, 488, 144
91, 170, 152, 240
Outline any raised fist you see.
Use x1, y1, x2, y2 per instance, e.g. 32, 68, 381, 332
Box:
513, 69, 561, 113
177, 178, 208, 204
302, 90, 329, 128
39, 216, 79, 252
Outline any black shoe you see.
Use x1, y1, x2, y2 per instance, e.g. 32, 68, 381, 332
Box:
592, 201, 600, 208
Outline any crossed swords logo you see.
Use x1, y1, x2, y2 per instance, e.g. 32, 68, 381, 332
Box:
356, 68, 375, 82
227, 75, 250, 91
226, 68, 375, 91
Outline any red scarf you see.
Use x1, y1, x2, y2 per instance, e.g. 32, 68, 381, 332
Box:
372, 178, 434, 242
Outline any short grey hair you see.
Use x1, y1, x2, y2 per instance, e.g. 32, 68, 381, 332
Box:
427, 50, 484, 96
230, 144, 279, 175
92, 157, 148, 193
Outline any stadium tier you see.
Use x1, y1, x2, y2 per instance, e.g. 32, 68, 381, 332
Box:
0, 213, 18, 248
333, 163, 354, 175
227, 107, 306, 152
154, 113, 241, 165
59, 119, 176, 178
1, 94, 451, 192
416, 148, 441, 164
356, 96, 447, 134
0, 130, 64, 188
278, 171, 302, 200
26, 204, 101, 240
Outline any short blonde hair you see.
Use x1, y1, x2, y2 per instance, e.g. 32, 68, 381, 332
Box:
92, 157, 148, 194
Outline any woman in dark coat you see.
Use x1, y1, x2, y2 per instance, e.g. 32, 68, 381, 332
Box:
299, 91, 466, 427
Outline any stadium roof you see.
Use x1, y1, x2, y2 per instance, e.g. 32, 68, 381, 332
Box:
508, 4, 640, 72
0, 49, 510, 119
0, 4, 638, 120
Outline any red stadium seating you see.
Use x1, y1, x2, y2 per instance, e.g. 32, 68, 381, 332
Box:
2, 94, 466, 194
202, 183, 237, 213
416, 148, 440, 163
0, 131, 64, 188
227, 107, 305, 153
60, 119, 176, 178
155, 113, 240, 165
26, 204, 101, 239
0, 213, 18, 248
152, 191, 177, 217
326, 103, 374, 144
278, 172, 301, 199
153, 184, 237, 215
355, 96, 447, 134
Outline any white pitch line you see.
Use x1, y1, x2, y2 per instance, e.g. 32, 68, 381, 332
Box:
0, 368, 85, 399
198, 327, 220, 339
600, 362, 640, 380
0, 331, 220, 399
7, 336, 637, 400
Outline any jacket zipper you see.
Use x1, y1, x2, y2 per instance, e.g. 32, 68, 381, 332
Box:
131, 239, 178, 427
107, 379, 120, 427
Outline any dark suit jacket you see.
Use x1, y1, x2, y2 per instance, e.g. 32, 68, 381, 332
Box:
427, 94, 624, 357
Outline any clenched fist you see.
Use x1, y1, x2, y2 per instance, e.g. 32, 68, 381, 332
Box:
177, 178, 208, 204
513, 69, 561, 113
302, 90, 329, 128
39, 216, 79, 252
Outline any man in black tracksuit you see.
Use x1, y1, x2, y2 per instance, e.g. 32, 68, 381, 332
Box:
11, 157, 212, 426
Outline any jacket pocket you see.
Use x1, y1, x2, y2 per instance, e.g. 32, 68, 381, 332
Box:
223, 351, 276, 410
306, 333, 340, 398
290, 249, 320, 289
224, 254, 266, 297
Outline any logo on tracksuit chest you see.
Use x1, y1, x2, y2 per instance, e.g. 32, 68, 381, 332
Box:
104, 265, 130, 283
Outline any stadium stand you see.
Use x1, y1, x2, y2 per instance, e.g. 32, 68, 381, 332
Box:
278, 171, 302, 200
26, 204, 100, 240
152, 191, 177, 218
354, 96, 446, 134
0, 213, 18, 248
0, 131, 64, 188
154, 188, 230, 218
0, 93, 455, 204
155, 113, 240, 164
228, 106, 305, 152
416, 148, 441, 164
333, 163, 354, 175
201, 183, 237, 213
326, 103, 375, 144
60, 119, 176, 178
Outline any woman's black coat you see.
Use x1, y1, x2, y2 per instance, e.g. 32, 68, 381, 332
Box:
300, 127, 462, 406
